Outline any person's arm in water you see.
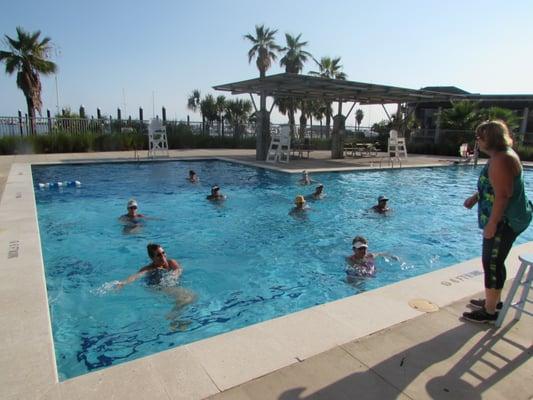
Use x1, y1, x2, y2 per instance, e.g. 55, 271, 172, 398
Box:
116, 265, 152, 288
372, 251, 400, 261
484, 153, 516, 238
167, 259, 183, 279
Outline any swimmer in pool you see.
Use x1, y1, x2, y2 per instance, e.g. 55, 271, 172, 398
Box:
187, 170, 199, 183
371, 195, 391, 214
119, 199, 146, 234
119, 199, 145, 221
117, 244, 182, 287
289, 195, 309, 217
310, 184, 325, 200
298, 170, 314, 185
345, 236, 399, 281
206, 185, 226, 201
116, 243, 196, 330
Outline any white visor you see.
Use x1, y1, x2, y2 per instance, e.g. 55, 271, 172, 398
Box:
354, 241, 368, 249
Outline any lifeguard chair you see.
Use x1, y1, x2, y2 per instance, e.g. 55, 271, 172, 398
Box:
147, 118, 169, 158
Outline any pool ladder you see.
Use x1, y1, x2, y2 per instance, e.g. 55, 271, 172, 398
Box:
378, 156, 402, 169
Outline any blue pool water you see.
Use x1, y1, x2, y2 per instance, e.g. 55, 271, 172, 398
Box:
32, 161, 533, 379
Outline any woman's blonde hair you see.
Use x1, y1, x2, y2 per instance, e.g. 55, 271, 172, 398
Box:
475, 120, 513, 151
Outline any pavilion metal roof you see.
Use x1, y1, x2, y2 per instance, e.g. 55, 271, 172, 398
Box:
213, 73, 465, 105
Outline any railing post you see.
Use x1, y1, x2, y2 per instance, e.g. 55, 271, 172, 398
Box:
18, 110, 24, 137
117, 108, 122, 121
162, 107, 166, 123
187, 115, 190, 126
97, 108, 101, 119
139, 107, 143, 122
79, 105, 85, 118
47, 109, 52, 133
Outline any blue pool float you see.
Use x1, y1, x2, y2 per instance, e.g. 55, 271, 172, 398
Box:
38, 180, 81, 189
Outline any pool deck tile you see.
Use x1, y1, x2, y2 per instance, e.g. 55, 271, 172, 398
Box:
208, 346, 411, 400
253, 306, 367, 361
0, 150, 532, 400
341, 298, 533, 400
147, 346, 220, 400
59, 357, 170, 400
186, 322, 298, 391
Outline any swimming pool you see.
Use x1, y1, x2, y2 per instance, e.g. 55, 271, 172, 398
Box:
33, 161, 533, 379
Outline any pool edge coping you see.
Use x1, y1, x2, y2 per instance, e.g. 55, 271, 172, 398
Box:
1, 157, 532, 399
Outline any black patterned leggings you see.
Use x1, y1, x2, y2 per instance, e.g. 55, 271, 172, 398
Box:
482, 222, 518, 290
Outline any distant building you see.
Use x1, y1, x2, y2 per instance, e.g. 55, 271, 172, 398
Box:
408, 86, 533, 135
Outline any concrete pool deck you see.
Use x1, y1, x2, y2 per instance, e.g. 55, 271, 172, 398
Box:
0, 149, 531, 400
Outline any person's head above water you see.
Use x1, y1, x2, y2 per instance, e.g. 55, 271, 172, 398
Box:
147, 243, 166, 262
189, 170, 196, 177
211, 185, 220, 194
378, 195, 388, 204
352, 236, 368, 255
126, 199, 139, 216
315, 184, 324, 194
294, 195, 306, 206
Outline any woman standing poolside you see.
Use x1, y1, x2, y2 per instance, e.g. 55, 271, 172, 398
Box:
462, 120, 532, 323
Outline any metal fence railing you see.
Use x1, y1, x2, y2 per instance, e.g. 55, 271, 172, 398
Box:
0, 116, 261, 139
0, 115, 380, 140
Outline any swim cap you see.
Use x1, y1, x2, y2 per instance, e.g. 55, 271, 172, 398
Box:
127, 199, 138, 208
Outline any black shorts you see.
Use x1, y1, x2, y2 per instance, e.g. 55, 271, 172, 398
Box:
482, 222, 518, 290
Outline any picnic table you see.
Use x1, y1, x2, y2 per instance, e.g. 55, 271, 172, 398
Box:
291, 139, 314, 159
343, 142, 378, 158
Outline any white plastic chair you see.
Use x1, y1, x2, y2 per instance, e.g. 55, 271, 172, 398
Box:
459, 143, 473, 163
147, 118, 169, 158
387, 129, 407, 158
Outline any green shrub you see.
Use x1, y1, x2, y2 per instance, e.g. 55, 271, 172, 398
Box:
0, 124, 256, 155
515, 144, 533, 161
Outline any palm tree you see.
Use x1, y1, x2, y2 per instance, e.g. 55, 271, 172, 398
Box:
309, 56, 347, 137
439, 101, 479, 130
187, 89, 203, 131
244, 25, 281, 78
224, 98, 253, 140
200, 94, 218, 133
187, 89, 201, 112
280, 33, 311, 73
0, 27, 57, 134
476, 107, 520, 131
244, 24, 281, 160
308, 99, 327, 138
275, 95, 298, 136
279, 33, 312, 136
355, 109, 364, 130
309, 56, 347, 80
215, 95, 226, 136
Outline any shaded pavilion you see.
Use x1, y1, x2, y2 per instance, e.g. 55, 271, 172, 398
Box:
214, 73, 464, 160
